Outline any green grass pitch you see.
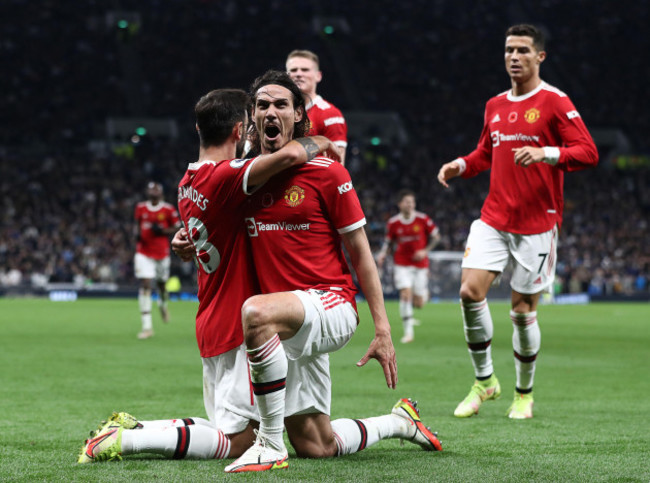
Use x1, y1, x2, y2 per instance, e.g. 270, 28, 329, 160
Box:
0, 298, 648, 481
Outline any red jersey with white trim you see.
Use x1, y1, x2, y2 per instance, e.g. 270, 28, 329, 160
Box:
134, 201, 180, 259
386, 212, 437, 268
461, 81, 598, 234
177, 157, 260, 358
307, 95, 348, 150
244, 157, 363, 308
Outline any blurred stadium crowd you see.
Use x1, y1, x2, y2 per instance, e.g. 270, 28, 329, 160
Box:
1, 0, 648, 296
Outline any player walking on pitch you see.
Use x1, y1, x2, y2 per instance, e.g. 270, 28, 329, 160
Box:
377, 189, 440, 343
438, 24, 598, 419
133, 182, 180, 339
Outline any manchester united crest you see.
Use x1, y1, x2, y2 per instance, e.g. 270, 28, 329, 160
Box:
524, 108, 541, 123
284, 185, 305, 207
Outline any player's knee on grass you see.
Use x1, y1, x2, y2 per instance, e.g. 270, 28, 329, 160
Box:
286, 414, 337, 459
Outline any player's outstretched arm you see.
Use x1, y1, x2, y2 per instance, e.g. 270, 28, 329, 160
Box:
342, 227, 397, 389
437, 160, 463, 188
248, 135, 339, 187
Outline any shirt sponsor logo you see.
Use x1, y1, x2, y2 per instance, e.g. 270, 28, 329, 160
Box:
324, 116, 345, 126
508, 112, 518, 123
491, 130, 541, 147
337, 181, 354, 194
245, 217, 310, 237
284, 185, 305, 207
524, 108, 540, 123
566, 110, 580, 120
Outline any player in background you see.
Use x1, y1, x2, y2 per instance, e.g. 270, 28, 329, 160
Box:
286, 50, 348, 165
438, 24, 598, 419
78, 88, 340, 464
224, 70, 441, 474
133, 181, 180, 339
376, 189, 440, 344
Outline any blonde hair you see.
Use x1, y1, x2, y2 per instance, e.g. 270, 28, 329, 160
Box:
286, 49, 320, 68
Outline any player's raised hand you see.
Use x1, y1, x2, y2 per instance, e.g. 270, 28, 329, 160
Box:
171, 228, 194, 262
437, 160, 462, 188
357, 332, 398, 389
513, 146, 545, 167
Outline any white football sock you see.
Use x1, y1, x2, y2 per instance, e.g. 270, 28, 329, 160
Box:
461, 299, 494, 378
138, 417, 211, 430
122, 424, 230, 459
138, 288, 152, 331
331, 414, 410, 456
247, 334, 287, 449
510, 310, 541, 391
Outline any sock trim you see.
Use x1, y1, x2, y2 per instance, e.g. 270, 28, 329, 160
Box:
252, 377, 287, 395
468, 340, 491, 351
173, 426, 190, 459
514, 350, 538, 363
353, 419, 368, 452
516, 387, 533, 394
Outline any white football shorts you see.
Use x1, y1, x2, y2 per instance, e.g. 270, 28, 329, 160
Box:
283, 289, 359, 417
462, 219, 558, 294
393, 264, 429, 296
201, 344, 259, 434
134, 253, 170, 282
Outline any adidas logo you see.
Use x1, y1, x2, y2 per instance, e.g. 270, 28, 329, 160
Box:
491, 114, 501, 123
533, 276, 542, 284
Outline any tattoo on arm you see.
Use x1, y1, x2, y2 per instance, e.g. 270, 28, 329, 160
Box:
296, 138, 320, 160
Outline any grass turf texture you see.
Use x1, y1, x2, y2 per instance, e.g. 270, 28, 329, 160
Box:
0, 298, 648, 482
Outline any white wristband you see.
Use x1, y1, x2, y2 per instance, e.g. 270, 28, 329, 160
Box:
454, 158, 467, 174
542, 147, 560, 166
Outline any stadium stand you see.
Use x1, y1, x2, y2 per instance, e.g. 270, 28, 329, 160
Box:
1, 0, 648, 297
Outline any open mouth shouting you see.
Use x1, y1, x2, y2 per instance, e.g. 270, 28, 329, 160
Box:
264, 124, 281, 143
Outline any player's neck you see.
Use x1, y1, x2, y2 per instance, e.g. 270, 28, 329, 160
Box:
511, 76, 542, 97
198, 143, 236, 163
304, 91, 317, 106
400, 211, 414, 220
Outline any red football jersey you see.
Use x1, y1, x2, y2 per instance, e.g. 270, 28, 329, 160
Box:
134, 201, 180, 259
385, 212, 437, 268
461, 81, 598, 234
306, 95, 348, 150
177, 157, 260, 358
244, 157, 364, 308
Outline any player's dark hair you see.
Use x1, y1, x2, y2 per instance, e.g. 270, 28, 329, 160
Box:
397, 189, 416, 203
195, 89, 250, 148
506, 24, 545, 52
248, 70, 309, 151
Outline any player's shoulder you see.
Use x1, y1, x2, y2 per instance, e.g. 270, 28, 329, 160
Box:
135, 200, 148, 209
304, 156, 343, 170
387, 213, 402, 224
414, 210, 431, 221
539, 81, 569, 99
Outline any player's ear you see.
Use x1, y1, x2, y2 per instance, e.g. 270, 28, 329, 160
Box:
537, 50, 546, 64
316, 70, 323, 84
294, 106, 304, 123
232, 121, 244, 141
